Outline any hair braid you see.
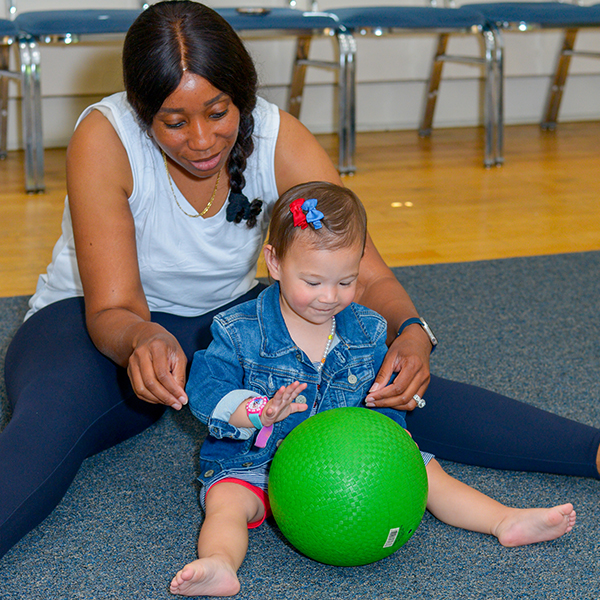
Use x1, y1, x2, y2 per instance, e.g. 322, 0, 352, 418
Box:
225, 112, 263, 228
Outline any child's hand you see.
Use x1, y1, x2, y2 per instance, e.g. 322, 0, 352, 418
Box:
261, 381, 308, 426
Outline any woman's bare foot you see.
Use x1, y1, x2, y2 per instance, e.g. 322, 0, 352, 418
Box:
170, 556, 240, 597
495, 503, 576, 547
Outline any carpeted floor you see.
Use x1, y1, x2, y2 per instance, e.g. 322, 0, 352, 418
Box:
1, 252, 599, 599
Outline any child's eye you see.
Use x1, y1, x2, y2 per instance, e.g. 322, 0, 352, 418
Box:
305, 281, 319, 287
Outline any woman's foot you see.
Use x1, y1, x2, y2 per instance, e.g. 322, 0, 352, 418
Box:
170, 556, 240, 597
495, 503, 576, 547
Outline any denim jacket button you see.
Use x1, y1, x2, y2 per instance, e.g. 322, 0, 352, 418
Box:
348, 374, 358, 384
295, 394, 307, 404
204, 470, 215, 478
276, 439, 283, 448
242, 462, 253, 467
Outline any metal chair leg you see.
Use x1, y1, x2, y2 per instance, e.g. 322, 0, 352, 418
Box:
494, 28, 504, 166
19, 38, 45, 193
541, 28, 578, 131
0, 44, 9, 159
419, 33, 449, 137
288, 35, 312, 119
336, 31, 356, 175
486, 26, 504, 167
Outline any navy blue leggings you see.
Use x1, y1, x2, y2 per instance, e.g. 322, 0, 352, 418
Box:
2, 291, 600, 558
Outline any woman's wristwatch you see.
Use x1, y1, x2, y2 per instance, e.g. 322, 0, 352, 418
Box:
397, 317, 438, 353
245, 396, 273, 448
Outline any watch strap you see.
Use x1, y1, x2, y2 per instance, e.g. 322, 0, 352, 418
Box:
248, 412, 263, 430
397, 317, 422, 337
397, 317, 437, 353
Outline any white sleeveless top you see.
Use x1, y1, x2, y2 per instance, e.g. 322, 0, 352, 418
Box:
26, 93, 280, 319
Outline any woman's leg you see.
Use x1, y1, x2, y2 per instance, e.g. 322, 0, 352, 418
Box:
1, 297, 166, 559
0, 285, 265, 559
406, 374, 600, 479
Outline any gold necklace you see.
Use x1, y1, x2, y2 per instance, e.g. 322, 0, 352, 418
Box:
161, 150, 221, 218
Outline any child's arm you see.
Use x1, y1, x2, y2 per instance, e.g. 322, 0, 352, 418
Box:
229, 381, 308, 429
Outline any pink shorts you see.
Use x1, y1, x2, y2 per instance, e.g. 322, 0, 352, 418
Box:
208, 478, 272, 529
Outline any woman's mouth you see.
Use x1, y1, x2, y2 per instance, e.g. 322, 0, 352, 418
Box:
189, 153, 222, 172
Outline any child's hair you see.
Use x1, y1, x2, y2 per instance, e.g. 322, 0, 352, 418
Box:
267, 182, 367, 261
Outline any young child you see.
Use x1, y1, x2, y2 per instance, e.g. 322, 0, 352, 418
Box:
170, 182, 576, 597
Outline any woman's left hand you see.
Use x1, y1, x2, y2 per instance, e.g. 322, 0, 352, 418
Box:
364, 328, 431, 410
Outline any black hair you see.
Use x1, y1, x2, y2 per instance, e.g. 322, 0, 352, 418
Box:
122, 1, 262, 226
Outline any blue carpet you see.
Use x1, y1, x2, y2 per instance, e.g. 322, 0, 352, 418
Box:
1, 252, 599, 599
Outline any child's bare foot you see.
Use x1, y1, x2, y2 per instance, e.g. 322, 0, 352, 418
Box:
495, 503, 576, 547
170, 556, 240, 597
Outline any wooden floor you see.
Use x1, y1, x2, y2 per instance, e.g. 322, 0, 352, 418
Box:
1, 121, 600, 297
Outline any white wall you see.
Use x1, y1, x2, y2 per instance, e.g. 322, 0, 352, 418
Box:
3, 0, 600, 150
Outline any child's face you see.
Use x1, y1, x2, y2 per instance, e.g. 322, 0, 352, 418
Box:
265, 234, 362, 326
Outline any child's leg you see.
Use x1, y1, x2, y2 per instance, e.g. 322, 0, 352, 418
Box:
170, 482, 265, 597
425, 459, 576, 547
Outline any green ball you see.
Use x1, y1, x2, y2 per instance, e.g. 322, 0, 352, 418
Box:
268, 407, 428, 566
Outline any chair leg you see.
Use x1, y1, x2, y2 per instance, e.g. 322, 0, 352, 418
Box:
336, 32, 356, 175
541, 28, 578, 131
19, 38, 45, 193
288, 35, 312, 119
419, 33, 449, 137
487, 26, 504, 167
0, 44, 10, 160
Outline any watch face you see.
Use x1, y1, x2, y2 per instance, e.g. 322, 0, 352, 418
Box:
248, 396, 268, 413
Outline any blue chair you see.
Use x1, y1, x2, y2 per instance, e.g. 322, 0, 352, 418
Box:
213, 7, 344, 169
288, 6, 497, 172
444, 2, 600, 158
7, 2, 143, 192
1, 17, 19, 162
539, 3, 600, 130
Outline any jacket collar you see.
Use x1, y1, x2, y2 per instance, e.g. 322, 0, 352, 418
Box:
255, 282, 378, 359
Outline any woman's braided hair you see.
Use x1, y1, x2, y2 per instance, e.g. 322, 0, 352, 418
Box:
123, 0, 262, 227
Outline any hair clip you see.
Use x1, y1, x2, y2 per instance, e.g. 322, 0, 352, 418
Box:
302, 198, 323, 230
289, 198, 324, 230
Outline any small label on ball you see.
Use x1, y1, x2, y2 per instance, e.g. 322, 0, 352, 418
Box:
383, 527, 400, 548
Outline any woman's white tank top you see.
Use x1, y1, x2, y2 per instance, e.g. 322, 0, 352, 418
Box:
26, 93, 280, 319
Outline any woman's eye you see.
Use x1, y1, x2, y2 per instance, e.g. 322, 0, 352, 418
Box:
165, 121, 185, 129
210, 109, 228, 120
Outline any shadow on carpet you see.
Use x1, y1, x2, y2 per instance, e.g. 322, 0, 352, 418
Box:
1, 252, 599, 599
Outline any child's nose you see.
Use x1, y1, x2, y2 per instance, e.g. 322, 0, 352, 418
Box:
319, 287, 337, 303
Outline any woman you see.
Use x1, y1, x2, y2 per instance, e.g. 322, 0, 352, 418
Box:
2, 0, 599, 560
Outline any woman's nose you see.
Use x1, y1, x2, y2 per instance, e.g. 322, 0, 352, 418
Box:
187, 119, 215, 151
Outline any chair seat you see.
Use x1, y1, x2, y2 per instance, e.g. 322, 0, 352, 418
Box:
215, 7, 338, 32
329, 6, 487, 32
0, 18, 18, 38
15, 9, 142, 38
466, 3, 600, 28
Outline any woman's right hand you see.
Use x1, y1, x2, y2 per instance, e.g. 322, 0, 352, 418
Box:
126, 323, 188, 410
67, 110, 189, 409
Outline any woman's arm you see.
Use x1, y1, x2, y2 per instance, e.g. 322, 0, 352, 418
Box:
66, 110, 187, 409
273, 110, 432, 410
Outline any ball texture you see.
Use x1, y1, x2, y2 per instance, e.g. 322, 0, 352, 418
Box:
268, 407, 428, 566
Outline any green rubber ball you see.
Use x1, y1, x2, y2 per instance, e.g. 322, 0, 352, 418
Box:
268, 407, 428, 567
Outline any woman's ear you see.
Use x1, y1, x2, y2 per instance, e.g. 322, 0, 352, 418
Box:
263, 244, 281, 281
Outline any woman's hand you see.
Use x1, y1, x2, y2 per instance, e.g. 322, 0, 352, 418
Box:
365, 327, 431, 411
261, 381, 308, 426
126, 324, 188, 410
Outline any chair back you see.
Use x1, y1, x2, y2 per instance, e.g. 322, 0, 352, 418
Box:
5, 0, 147, 18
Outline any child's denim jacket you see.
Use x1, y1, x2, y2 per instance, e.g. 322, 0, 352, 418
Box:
187, 282, 407, 495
